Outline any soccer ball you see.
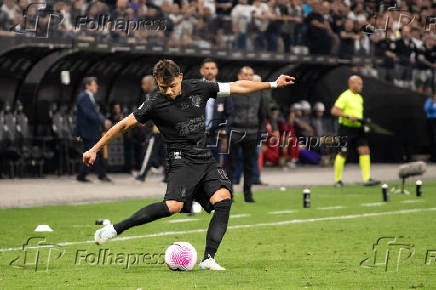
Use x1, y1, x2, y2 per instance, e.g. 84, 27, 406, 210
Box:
165, 242, 198, 271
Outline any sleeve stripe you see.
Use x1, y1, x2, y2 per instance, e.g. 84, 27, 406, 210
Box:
217, 82, 230, 97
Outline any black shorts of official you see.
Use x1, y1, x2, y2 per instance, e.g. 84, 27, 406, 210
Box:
337, 124, 369, 153
164, 156, 232, 214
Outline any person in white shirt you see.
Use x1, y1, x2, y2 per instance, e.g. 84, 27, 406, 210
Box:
231, 0, 255, 49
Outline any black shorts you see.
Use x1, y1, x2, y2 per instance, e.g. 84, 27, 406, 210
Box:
337, 124, 368, 153
164, 155, 232, 214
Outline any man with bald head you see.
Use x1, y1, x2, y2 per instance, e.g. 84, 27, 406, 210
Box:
226, 66, 267, 202
330, 76, 380, 187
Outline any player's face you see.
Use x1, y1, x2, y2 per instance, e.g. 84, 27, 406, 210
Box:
200, 62, 218, 81
156, 74, 183, 99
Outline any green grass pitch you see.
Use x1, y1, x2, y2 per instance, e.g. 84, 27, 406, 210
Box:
1, 181, 436, 289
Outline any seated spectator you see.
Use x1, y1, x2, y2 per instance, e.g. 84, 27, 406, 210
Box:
279, 110, 300, 168
294, 101, 314, 137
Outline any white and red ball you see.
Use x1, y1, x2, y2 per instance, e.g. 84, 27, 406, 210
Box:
164, 242, 198, 271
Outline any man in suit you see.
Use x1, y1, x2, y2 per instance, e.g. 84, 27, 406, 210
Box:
201, 58, 233, 164
76, 77, 112, 182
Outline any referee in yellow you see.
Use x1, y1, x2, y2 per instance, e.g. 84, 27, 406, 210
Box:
331, 75, 380, 187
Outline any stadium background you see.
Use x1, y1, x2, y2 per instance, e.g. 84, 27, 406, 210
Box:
0, 0, 434, 176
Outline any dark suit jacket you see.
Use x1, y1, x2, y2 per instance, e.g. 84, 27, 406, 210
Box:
76, 90, 103, 140
210, 96, 233, 135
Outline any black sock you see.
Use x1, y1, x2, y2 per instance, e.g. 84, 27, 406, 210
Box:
113, 202, 171, 235
203, 199, 232, 261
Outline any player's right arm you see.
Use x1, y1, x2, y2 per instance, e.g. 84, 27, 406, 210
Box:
83, 113, 139, 167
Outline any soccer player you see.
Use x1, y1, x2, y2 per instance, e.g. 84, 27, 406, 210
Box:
331, 75, 380, 187
83, 59, 295, 270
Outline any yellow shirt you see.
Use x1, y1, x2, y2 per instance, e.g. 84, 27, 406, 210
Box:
334, 89, 363, 128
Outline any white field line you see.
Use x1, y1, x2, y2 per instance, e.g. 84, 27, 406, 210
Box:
269, 210, 296, 214
230, 214, 251, 219
1, 207, 436, 252
168, 219, 199, 224
401, 200, 424, 203
317, 206, 345, 210
361, 202, 385, 207
72, 225, 95, 228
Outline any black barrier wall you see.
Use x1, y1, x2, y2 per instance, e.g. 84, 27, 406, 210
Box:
0, 45, 431, 162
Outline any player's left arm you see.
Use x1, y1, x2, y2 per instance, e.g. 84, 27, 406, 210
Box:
227, 75, 295, 95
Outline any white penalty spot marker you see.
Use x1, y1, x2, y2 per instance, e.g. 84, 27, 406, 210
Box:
361, 202, 384, 207
168, 218, 199, 224
269, 210, 296, 214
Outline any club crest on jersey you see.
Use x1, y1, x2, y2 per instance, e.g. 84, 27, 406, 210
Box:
190, 95, 203, 107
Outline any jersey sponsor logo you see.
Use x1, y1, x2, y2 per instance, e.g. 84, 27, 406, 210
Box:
175, 116, 205, 136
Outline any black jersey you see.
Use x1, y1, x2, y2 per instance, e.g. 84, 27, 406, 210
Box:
133, 79, 228, 161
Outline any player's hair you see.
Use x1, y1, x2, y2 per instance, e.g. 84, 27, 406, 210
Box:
201, 58, 216, 67
82, 77, 97, 89
153, 59, 181, 83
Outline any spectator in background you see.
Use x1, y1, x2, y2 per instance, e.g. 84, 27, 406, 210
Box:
305, 1, 334, 55
374, 28, 397, 83
169, 3, 184, 46
1, 0, 19, 24
424, 94, 436, 162
251, 0, 270, 50
295, 100, 314, 137
110, 103, 124, 124
226, 66, 266, 203
339, 19, 360, 59
415, 35, 436, 95
262, 105, 281, 166
279, 108, 300, 168
311, 102, 327, 136
393, 26, 417, 89
231, 0, 254, 50
215, 0, 233, 34
76, 77, 112, 183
